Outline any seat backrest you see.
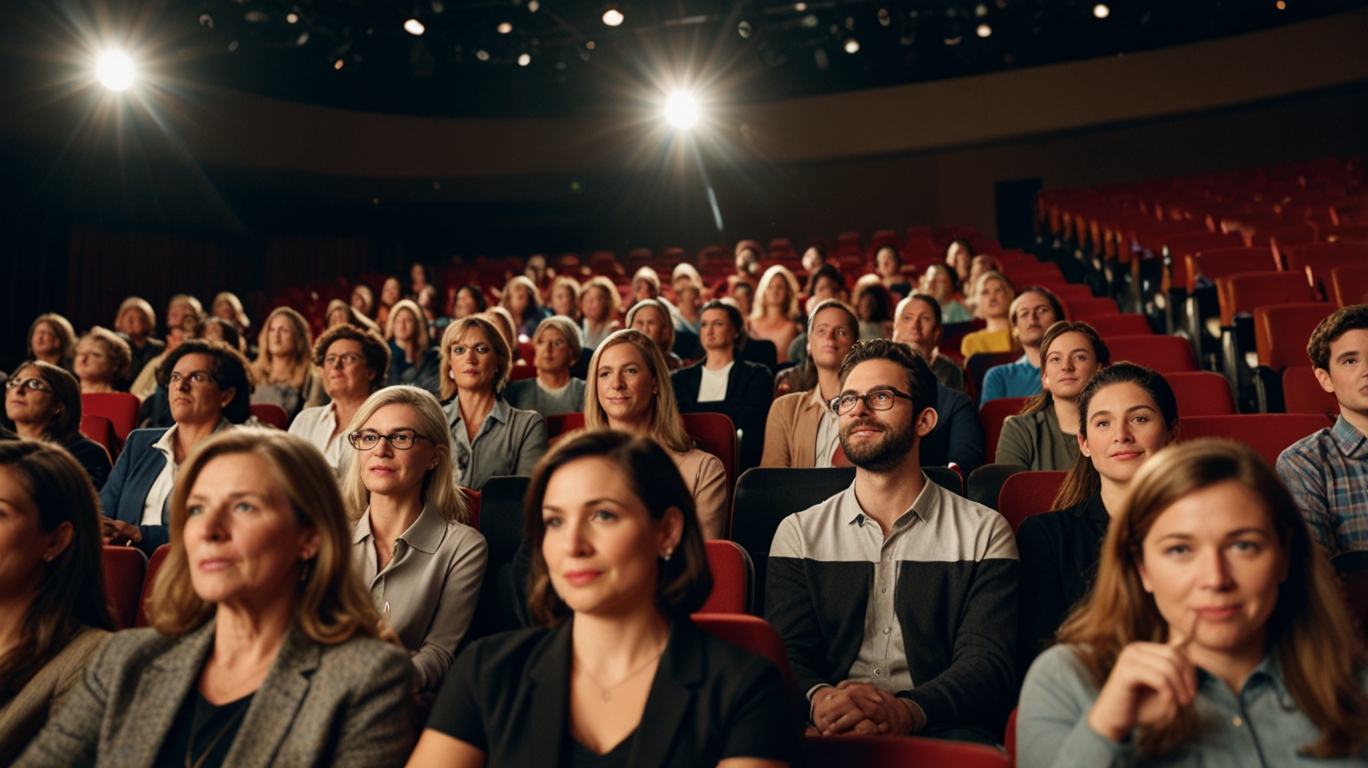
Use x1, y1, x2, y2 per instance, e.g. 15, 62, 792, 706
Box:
966, 351, 1022, 404
682, 412, 739, 506
1065, 297, 1120, 322
508, 361, 538, 381
924, 466, 964, 497
103, 545, 148, 630
1254, 302, 1331, 371
1282, 366, 1339, 417
1165, 231, 1245, 290
478, 476, 534, 573
461, 487, 481, 530
516, 341, 534, 363
80, 414, 116, 455
693, 614, 799, 706
1164, 372, 1236, 416
136, 544, 172, 628
1104, 335, 1197, 373
1052, 283, 1094, 304
699, 540, 753, 614
1331, 264, 1368, 309
979, 397, 1029, 462
1185, 246, 1276, 293
1178, 414, 1334, 466
1087, 313, 1152, 337
82, 392, 142, 443
966, 464, 1024, 511
250, 403, 290, 430
740, 339, 778, 372
545, 412, 586, 439
1284, 242, 1368, 287
802, 735, 1010, 768
1219, 272, 1317, 325
998, 471, 1068, 533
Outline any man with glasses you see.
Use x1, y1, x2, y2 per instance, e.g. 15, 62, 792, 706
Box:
765, 339, 1019, 744
290, 325, 392, 479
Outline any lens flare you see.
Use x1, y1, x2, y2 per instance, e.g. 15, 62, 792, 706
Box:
96, 51, 135, 91
664, 92, 700, 129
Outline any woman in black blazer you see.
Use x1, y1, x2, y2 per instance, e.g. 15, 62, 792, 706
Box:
407, 430, 797, 768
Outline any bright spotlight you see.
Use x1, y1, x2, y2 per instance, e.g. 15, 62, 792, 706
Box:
404, 18, 425, 35
976, 23, 992, 37
96, 51, 135, 91
497, 22, 513, 34
664, 92, 700, 129
518, 52, 531, 66
1093, 4, 1110, 18
844, 38, 860, 54
602, 8, 624, 26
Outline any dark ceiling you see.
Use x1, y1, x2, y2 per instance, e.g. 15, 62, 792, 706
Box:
5, 0, 1367, 119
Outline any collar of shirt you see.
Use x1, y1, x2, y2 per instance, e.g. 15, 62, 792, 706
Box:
152, 417, 233, 462
1196, 651, 1296, 710
1074, 492, 1110, 525
808, 387, 833, 415
352, 504, 448, 555
841, 474, 941, 532
1014, 353, 1039, 373
1332, 415, 1368, 459
448, 395, 511, 429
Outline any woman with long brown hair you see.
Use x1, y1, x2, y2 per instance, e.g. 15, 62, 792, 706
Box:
252, 306, 323, 421
996, 321, 1109, 470
1018, 439, 1368, 766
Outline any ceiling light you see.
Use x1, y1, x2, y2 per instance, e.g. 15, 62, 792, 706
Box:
334, 59, 344, 70
602, 8, 624, 26
528, 0, 539, 10
585, 40, 596, 50
1275, 0, 1286, 7
975, 4, 989, 17
404, 18, 425, 35
976, 23, 992, 37
794, 3, 807, 11
738, 20, 753, 38
844, 38, 860, 54
475, 49, 490, 61
944, 35, 963, 45
518, 52, 531, 66
286, 12, 299, 23
497, 22, 512, 34
96, 51, 135, 91
1093, 4, 1110, 18
664, 92, 700, 129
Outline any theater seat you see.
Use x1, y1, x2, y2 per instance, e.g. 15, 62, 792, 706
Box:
998, 471, 1067, 533
1178, 414, 1333, 466
1087, 313, 1152, 337
1005, 708, 1019, 764
1164, 372, 1236, 417
461, 487, 481, 530
82, 392, 141, 447
802, 735, 1010, 768
508, 361, 538, 381
966, 351, 1021, 404
1331, 264, 1368, 308
135, 544, 172, 628
545, 412, 586, 439
103, 545, 148, 630
1065, 297, 1120, 322
80, 414, 117, 456
682, 413, 739, 509
692, 614, 798, 706
1254, 303, 1331, 371
979, 397, 1029, 462
1105, 335, 1198, 373
250, 403, 290, 430
699, 540, 753, 614
1282, 366, 1339, 418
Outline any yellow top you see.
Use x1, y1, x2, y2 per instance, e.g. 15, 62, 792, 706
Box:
960, 328, 1019, 358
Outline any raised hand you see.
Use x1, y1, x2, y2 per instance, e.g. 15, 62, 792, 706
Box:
1086, 613, 1200, 742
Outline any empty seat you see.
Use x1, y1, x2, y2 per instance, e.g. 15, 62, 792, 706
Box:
1219, 272, 1317, 326
1282, 366, 1339, 417
82, 392, 141, 446
103, 545, 147, 630
979, 397, 1028, 463
698, 540, 754, 614
1254, 303, 1332, 371
1185, 246, 1277, 293
250, 403, 290, 430
1178, 414, 1334, 466
1066, 297, 1120, 322
1087, 313, 1152, 337
1331, 264, 1368, 308
1164, 231, 1245, 292
802, 735, 1010, 768
1164, 372, 1237, 416
1105, 335, 1198, 373
998, 471, 1067, 533
1284, 242, 1368, 291
682, 413, 739, 510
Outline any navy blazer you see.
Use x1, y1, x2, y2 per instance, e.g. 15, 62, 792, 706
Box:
671, 359, 774, 471
921, 383, 985, 473
99, 428, 171, 556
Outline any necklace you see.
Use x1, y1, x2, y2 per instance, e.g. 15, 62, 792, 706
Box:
580, 647, 666, 703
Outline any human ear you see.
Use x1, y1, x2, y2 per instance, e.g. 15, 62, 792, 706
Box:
1312, 366, 1335, 395
219, 387, 235, 409
658, 506, 685, 554
914, 407, 938, 438
1136, 557, 1154, 594
1078, 429, 1090, 458
44, 521, 74, 562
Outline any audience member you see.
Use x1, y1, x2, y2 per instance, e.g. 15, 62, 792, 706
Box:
504, 316, 586, 417
944, 238, 974, 285
727, 241, 762, 296
675, 280, 703, 336
326, 298, 383, 336
787, 264, 850, 369
377, 276, 402, 330
24, 315, 75, 372
386, 300, 441, 395
766, 339, 1017, 742
451, 285, 487, 320
579, 276, 622, 351
129, 314, 200, 401
210, 292, 252, 341
290, 325, 391, 479
351, 284, 376, 319
408, 431, 797, 767
919, 264, 972, 324
1278, 304, 1368, 559
874, 246, 912, 300
164, 294, 204, 339
1018, 439, 1368, 767
113, 297, 163, 390
2, 363, 111, 490
852, 276, 894, 341
1016, 363, 1179, 671
417, 285, 446, 340
966, 254, 1002, 293
762, 300, 858, 469
201, 318, 243, 353
437, 317, 548, 489
627, 298, 683, 370
72, 327, 131, 395
997, 322, 1109, 470
343, 387, 487, 696
523, 255, 549, 293
748, 266, 802, 365
959, 271, 1017, 357
481, 306, 519, 353
630, 266, 665, 307
672, 301, 773, 472
252, 307, 323, 421
892, 294, 965, 392
585, 330, 727, 538
0, 441, 114, 764
19, 429, 417, 767
501, 275, 551, 340
730, 282, 755, 319
981, 287, 1066, 404
99, 340, 250, 555
547, 276, 582, 321
409, 263, 431, 300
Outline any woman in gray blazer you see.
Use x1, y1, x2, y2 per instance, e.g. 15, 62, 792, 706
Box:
18, 429, 416, 768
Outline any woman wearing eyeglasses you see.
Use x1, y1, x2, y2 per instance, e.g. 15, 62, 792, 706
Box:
343, 386, 487, 696
2, 362, 113, 491
290, 326, 391, 479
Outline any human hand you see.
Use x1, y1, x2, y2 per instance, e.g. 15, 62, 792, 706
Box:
811, 686, 874, 735
836, 682, 917, 736
101, 517, 141, 545
1087, 614, 1199, 742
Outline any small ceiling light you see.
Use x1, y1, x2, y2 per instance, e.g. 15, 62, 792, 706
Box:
518, 52, 531, 66
199, 13, 214, 28
1275, 0, 1286, 7
664, 92, 700, 129
944, 34, 963, 45
528, 0, 539, 10
404, 18, 425, 35
738, 20, 753, 38
602, 8, 624, 26
245, 10, 268, 22
475, 49, 490, 61
975, 4, 988, 17
794, 2, 806, 10
96, 51, 135, 91
844, 38, 860, 54
976, 23, 992, 37
585, 40, 596, 49
334, 59, 344, 70
286, 12, 299, 23
431, 1, 444, 12
497, 22, 512, 34
296, 31, 309, 45
1093, 4, 1110, 18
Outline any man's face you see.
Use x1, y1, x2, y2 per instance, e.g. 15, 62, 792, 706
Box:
808, 308, 856, 372
836, 359, 919, 473
1316, 328, 1368, 416
1013, 292, 1058, 347
893, 299, 940, 350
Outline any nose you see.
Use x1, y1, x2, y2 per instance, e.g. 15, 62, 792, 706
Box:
373, 436, 396, 458
847, 395, 875, 419
176, 375, 192, 392
196, 506, 229, 542
562, 518, 593, 556
1115, 419, 1134, 443
1196, 546, 1235, 591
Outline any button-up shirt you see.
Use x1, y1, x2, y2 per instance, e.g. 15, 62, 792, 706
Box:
443, 395, 549, 490
1277, 415, 1368, 558
812, 389, 842, 469
288, 402, 350, 479
1019, 644, 1368, 767
141, 418, 233, 526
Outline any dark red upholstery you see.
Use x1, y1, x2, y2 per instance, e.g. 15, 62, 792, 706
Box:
82, 392, 141, 445
1219, 272, 1316, 326
1105, 335, 1198, 373
979, 397, 1029, 463
250, 403, 290, 430
1164, 372, 1237, 416
1254, 302, 1331, 371
802, 735, 1010, 768
544, 412, 585, 439
1066, 297, 1120, 322
1331, 264, 1368, 308
1087, 313, 1152, 337
461, 487, 481, 530
699, 540, 751, 614
693, 614, 796, 697
103, 545, 147, 630
135, 544, 171, 628
1178, 414, 1334, 466
1184, 246, 1276, 293
998, 471, 1068, 533
682, 412, 738, 502
1282, 366, 1339, 418
508, 361, 538, 381
80, 414, 117, 456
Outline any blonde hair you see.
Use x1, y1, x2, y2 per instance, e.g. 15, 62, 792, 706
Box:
254, 307, 315, 389
77, 326, 133, 382
386, 299, 430, 354
625, 299, 676, 355
533, 315, 584, 365
438, 316, 513, 400
972, 270, 1015, 307
114, 297, 156, 332
212, 292, 251, 330
549, 276, 582, 321
581, 276, 623, 322
583, 329, 692, 454
751, 265, 800, 322
500, 275, 544, 316
147, 429, 380, 644
341, 387, 469, 524
482, 307, 517, 349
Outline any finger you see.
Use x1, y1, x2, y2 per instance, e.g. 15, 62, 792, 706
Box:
1123, 655, 1191, 711
850, 719, 883, 736
1168, 611, 1200, 651
831, 707, 870, 733
1133, 645, 1198, 703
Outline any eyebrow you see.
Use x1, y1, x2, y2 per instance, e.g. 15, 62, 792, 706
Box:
1155, 526, 1272, 542
1334, 349, 1362, 363
543, 498, 621, 513
1090, 405, 1157, 419
1048, 347, 1091, 357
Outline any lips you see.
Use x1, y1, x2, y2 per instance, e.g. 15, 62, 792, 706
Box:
1195, 605, 1241, 620
197, 558, 234, 573
1109, 450, 1143, 461
563, 570, 602, 587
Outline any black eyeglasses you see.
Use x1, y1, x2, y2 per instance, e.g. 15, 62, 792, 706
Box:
348, 429, 430, 451
828, 388, 914, 416
5, 378, 51, 393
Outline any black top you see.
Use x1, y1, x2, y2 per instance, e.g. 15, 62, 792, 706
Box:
671, 359, 774, 472
65, 436, 113, 491
427, 617, 799, 768
564, 731, 636, 768
152, 690, 255, 768
1015, 492, 1111, 674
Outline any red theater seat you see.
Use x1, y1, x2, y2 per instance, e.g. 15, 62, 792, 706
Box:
1282, 366, 1339, 417
103, 545, 147, 630
693, 614, 796, 697
81, 414, 117, 455
1254, 303, 1332, 371
998, 471, 1067, 533
1332, 265, 1368, 308
461, 487, 481, 530
1105, 335, 1198, 373
802, 735, 1010, 768
1087, 313, 1152, 337
82, 392, 141, 446
698, 540, 752, 614
135, 544, 171, 628
1066, 297, 1120, 322
250, 403, 290, 430
980, 397, 1029, 463
1164, 372, 1237, 417
1179, 414, 1333, 466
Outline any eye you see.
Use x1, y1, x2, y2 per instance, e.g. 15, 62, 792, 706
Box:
1231, 540, 1262, 553
543, 515, 563, 529
233, 501, 255, 513
1165, 544, 1190, 556
593, 509, 617, 522
1094, 419, 1110, 428
187, 505, 205, 516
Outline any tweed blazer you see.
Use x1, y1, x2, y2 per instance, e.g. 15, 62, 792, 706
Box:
0, 628, 109, 765
16, 619, 415, 768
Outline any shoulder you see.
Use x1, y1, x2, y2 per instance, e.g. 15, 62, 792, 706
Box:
316, 635, 413, 682
935, 384, 973, 413
289, 406, 327, 429
505, 405, 546, 431
1022, 643, 1098, 703
455, 626, 556, 683
1016, 509, 1074, 550
90, 626, 180, 670
938, 486, 1017, 558
504, 379, 534, 398
769, 391, 809, 417
1277, 428, 1334, 470
122, 428, 169, 452
683, 621, 782, 684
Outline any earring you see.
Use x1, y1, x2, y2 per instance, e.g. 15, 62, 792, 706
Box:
661, 548, 673, 562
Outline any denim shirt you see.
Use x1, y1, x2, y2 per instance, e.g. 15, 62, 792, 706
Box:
1019, 644, 1368, 768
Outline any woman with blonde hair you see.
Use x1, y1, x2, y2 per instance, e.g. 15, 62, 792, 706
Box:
113, 297, 163, 388
585, 329, 727, 538
252, 306, 323, 421
500, 275, 551, 341
72, 327, 131, 395
386, 299, 440, 395
437, 317, 547, 490
19, 429, 416, 767
547, 276, 581, 322
626, 298, 682, 370
997, 321, 1109, 471
748, 265, 802, 364
342, 387, 487, 695
958, 271, 1017, 357
504, 316, 586, 417
24, 315, 76, 372
1019, 438, 1368, 766
210, 292, 252, 348
578, 276, 622, 351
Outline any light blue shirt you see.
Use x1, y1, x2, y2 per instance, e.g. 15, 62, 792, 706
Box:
980, 354, 1042, 404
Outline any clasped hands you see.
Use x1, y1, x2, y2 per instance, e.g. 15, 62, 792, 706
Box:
809, 681, 920, 737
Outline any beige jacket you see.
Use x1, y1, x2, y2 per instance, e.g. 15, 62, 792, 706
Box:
671, 447, 729, 539
0, 628, 109, 765
760, 389, 827, 469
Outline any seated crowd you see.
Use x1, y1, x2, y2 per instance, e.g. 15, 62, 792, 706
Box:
0, 241, 1366, 767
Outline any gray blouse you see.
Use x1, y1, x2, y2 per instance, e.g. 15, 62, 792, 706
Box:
352, 506, 488, 693
996, 406, 1079, 471
503, 377, 587, 418
442, 396, 548, 490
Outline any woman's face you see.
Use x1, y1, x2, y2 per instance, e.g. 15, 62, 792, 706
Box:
924, 266, 953, 302
764, 276, 789, 309
381, 278, 401, 306
857, 293, 877, 322
455, 289, 479, 319
508, 284, 531, 315
266, 315, 296, 358
534, 327, 575, 375
946, 243, 972, 278
356, 404, 439, 500
182, 453, 318, 611
1042, 331, 1101, 400
4, 366, 58, 430
392, 308, 418, 343
166, 302, 192, 332
630, 306, 671, 354
1080, 382, 1173, 486
633, 279, 657, 303
168, 353, 232, 427
74, 339, 116, 384
731, 287, 753, 317
978, 278, 1010, 319
350, 287, 372, 313
876, 249, 900, 279
1138, 481, 1286, 664
30, 323, 61, 359
812, 276, 844, 304
595, 343, 655, 426
581, 287, 608, 323
327, 308, 351, 329
410, 264, 427, 286
551, 285, 576, 316
322, 339, 373, 402
118, 308, 151, 339
212, 299, 236, 323
541, 456, 678, 617
0, 465, 72, 600
447, 328, 499, 393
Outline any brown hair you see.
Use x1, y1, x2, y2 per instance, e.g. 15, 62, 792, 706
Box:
582, 276, 623, 322
313, 324, 391, 395
1, 362, 84, 445
77, 326, 133, 383
157, 340, 254, 425
524, 430, 712, 626
1307, 303, 1368, 371
1057, 439, 1368, 756
1020, 321, 1111, 416
26, 314, 76, 366
584, 329, 693, 454
549, 276, 583, 321
254, 307, 316, 390
148, 429, 380, 644
438, 316, 513, 400
837, 338, 939, 416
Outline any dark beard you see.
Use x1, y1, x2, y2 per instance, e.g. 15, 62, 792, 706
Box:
839, 418, 918, 474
